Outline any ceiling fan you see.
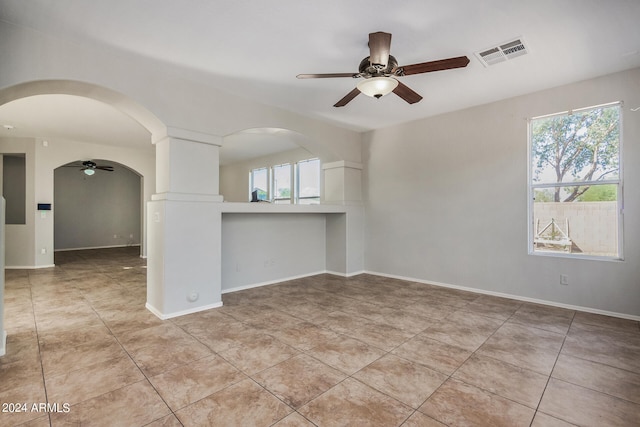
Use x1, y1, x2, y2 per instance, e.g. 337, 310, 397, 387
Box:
297, 31, 470, 107
64, 160, 114, 176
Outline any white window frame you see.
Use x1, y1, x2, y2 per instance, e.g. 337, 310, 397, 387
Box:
249, 167, 270, 201
295, 158, 321, 204
272, 163, 293, 204
527, 101, 624, 261
248, 158, 321, 204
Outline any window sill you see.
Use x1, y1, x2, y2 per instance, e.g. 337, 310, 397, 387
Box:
528, 250, 624, 262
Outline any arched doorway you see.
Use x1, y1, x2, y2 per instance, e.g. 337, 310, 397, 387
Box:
0, 80, 167, 356
54, 159, 143, 253
0, 80, 166, 266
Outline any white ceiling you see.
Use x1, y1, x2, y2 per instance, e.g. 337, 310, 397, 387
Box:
220, 128, 310, 166
0, 95, 152, 149
1, 0, 639, 162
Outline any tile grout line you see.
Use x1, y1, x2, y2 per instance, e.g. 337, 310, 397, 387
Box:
425, 303, 570, 425
409, 306, 519, 424
170, 318, 296, 423
64, 261, 184, 426
287, 286, 473, 425
13, 252, 638, 426
543, 315, 640, 408
27, 270, 57, 427
528, 310, 576, 427
217, 282, 430, 425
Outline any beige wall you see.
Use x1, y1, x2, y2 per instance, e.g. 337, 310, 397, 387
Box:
0, 137, 155, 266
54, 162, 142, 250
364, 67, 640, 317
0, 138, 35, 267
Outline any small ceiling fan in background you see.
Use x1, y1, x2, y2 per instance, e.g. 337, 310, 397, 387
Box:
297, 31, 470, 107
63, 160, 114, 176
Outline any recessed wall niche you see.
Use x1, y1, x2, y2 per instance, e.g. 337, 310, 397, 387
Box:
2, 154, 26, 224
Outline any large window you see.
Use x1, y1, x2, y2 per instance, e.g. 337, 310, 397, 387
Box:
249, 158, 320, 204
296, 158, 320, 204
272, 163, 292, 204
528, 102, 622, 259
249, 167, 268, 201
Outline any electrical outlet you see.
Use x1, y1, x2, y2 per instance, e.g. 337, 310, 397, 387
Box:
40, 248, 46, 255
560, 274, 569, 285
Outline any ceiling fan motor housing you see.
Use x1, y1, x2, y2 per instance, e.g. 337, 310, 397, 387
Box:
359, 55, 398, 77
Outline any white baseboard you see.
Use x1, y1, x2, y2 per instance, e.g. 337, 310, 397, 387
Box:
54, 244, 140, 252
222, 270, 327, 294
365, 270, 640, 322
5, 264, 55, 270
145, 301, 224, 320
325, 270, 366, 278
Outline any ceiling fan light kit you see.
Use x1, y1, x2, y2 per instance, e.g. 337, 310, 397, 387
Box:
357, 77, 398, 98
62, 160, 115, 175
297, 31, 470, 107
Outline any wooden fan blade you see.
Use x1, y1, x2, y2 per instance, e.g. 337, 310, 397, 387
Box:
96, 166, 114, 171
297, 73, 359, 79
396, 56, 470, 76
334, 88, 361, 107
369, 32, 392, 67
393, 81, 423, 104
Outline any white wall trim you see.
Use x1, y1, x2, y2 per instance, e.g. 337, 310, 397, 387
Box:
151, 193, 224, 202
147, 267, 639, 322
54, 244, 141, 252
145, 301, 224, 320
5, 264, 55, 270
322, 160, 363, 170
163, 126, 222, 146
222, 270, 327, 294
365, 270, 640, 322
325, 270, 366, 278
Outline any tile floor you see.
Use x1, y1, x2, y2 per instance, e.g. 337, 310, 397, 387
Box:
1, 247, 639, 426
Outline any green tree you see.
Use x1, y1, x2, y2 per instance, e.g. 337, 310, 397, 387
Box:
278, 188, 291, 198
531, 106, 619, 202
533, 189, 555, 202
576, 184, 617, 202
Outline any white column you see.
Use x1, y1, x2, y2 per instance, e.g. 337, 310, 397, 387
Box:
322, 161, 365, 276
322, 160, 363, 204
146, 128, 224, 319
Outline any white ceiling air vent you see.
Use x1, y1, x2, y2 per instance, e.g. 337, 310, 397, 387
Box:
475, 38, 528, 67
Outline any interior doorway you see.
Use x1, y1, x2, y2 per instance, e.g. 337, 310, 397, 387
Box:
54, 159, 143, 254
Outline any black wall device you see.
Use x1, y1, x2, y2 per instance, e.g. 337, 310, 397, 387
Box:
37, 203, 52, 211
